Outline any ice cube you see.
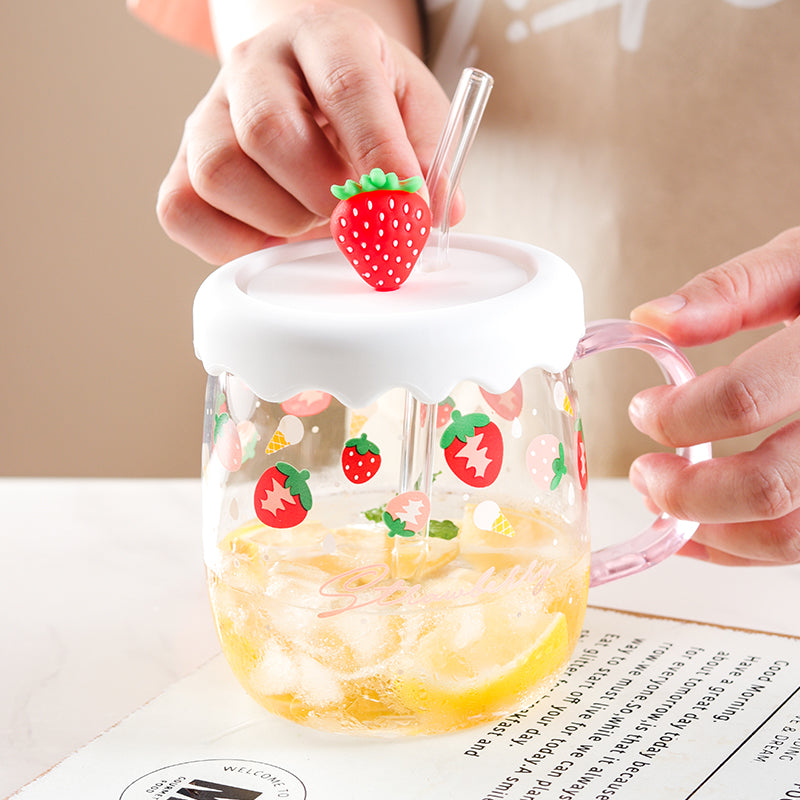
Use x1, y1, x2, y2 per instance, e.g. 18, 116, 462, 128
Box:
250, 641, 298, 696
328, 611, 397, 667
295, 652, 344, 707
448, 604, 486, 650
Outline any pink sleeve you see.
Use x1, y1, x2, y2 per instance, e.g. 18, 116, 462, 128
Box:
127, 0, 216, 55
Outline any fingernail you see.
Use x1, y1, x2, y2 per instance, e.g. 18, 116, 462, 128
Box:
635, 294, 687, 315
628, 395, 647, 432
629, 461, 648, 494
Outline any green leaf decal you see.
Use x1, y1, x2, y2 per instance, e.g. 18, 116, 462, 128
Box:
363, 505, 385, 523
428, 519, 459, 540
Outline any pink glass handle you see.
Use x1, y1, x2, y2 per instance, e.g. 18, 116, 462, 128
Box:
574, 319, 712, 587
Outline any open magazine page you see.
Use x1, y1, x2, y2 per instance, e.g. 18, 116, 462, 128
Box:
12, 607, 800, 800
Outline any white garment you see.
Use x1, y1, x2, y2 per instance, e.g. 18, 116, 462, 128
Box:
426, 0, 800, 474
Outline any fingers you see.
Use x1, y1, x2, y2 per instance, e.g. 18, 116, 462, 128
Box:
677, 510, 800, 566
157, 146, 286, 265
292, 12, 436, 181
630, 420, 800, 524
224, 29, 353, 217
158, 6, 449, 262
188, 95, 327, 234
225, 7, 447, 211
631, 226, 800, 347
630, 435, 800, 567
629, 319, 800, 446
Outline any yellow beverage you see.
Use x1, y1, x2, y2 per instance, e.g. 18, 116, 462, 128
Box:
207, 503, 589, 736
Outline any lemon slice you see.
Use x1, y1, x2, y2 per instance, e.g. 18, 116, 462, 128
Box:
397, 611, 569, 722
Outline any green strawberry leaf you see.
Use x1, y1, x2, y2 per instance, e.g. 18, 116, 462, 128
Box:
331, 169, 423, 200
213, 412, 229, 443
277, 462, 313, 510
344, 432, 380, 456
383, 511, 414, 538
428, 519, 459, 540
440, 410, 490, 449
550, 442, 567, 490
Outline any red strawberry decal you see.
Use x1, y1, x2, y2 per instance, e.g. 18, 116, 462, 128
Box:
576, 419, 588, 491
480, 380, 523, 421
420, 396, 455, 429
280, 391, 331, 417
330, 168, 431, 291
440, 410, 504, 488
341, 433, 381, 484
254, 462, 313, 529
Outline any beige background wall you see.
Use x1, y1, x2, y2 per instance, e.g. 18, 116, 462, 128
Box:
1, 3, 217, 476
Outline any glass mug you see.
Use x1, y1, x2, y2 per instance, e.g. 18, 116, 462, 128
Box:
193, 234, 710, 736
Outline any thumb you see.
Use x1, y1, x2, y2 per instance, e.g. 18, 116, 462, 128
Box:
630, 226, 800, 347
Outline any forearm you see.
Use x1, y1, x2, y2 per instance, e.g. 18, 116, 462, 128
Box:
209, 0, 424, 61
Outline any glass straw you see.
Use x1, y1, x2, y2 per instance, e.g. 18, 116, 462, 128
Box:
392, 68, 494, 579
422, 68, 494, 272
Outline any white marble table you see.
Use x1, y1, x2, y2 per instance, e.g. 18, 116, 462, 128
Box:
3, 478, 799, 798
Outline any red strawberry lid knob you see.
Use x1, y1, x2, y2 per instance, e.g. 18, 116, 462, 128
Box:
330, 168, 432, 291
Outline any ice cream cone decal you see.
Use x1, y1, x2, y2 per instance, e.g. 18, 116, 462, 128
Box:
553, 381, 574, 417
349, 413, 368, 437
266, 415, 304, 455
473, 500, 515, 538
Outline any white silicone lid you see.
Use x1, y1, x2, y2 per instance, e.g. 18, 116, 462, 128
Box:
193, 233, 585, 407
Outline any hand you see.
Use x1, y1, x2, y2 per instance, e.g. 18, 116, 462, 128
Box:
627, 226, 800, 566
156, 4, 450, 264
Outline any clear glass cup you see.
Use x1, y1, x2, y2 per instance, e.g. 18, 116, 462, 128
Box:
195, 235, 710, 736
